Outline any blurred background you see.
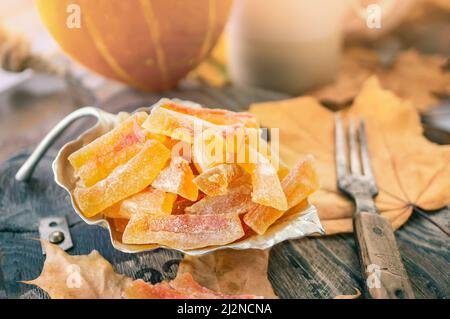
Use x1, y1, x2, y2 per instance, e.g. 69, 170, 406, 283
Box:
0, 0, 449, 162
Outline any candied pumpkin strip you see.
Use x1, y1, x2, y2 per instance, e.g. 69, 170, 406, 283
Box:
103, 187, 176, 219
74, 140, 170, 217
236, 144, 288, 211
171, 197, 196, 215
144, 106, 234, 172
258, 136, 290, 179
143, 105, 249, 144
192, 132, 230, 173
280, 155, 320, 207
186, 184, 253, 215
243, 156, 320, 235
68, 112, 156, 187
112, 218, 129, 233
122, 213, 245, 249
152, 157, 199, 201
193, 164, 243, 196
68, 112, 147, 169
162, 103, 259, 128
143, 106, 220, 143
250, 162, 288, 211
224, 127, 289, 179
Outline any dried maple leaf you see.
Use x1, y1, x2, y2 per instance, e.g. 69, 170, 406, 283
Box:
311, 48, 450, 112
310, 47, 380, 107
378, 51, 450, 112
24, 242, 264, 299
250, 76, 450, 234
178, 249, 277, 298
23, 241, 132, 299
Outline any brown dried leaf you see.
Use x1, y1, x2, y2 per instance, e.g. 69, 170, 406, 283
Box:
23, 241, 132, 299
251, 76, 450, 234
124, 273, 262, 299
178, 249, 277, 298
378, 51, 450, 112
311, 48, 450, 112
24, 242, 264, 299
310, 47, 380, 107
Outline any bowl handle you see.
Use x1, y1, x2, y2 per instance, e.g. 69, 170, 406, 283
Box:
15, 106, 101, 182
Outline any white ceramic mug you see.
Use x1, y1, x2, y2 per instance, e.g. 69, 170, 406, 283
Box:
227, 0, 410, 94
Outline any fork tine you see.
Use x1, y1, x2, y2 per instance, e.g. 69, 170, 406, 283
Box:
348, 118, 362, 175
335, 113, 347, 180
359, 120, 375, 181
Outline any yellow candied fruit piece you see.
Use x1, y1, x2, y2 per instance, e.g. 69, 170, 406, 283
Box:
103, 187, 176, 219
162, 103, 259, 128
239, 146, 287, 211
74, 140, 170, 217
152, 157, 199, 201
143, 106, 213, 143
69, 112, 166, 187
186, 184, 253, 215
112, 218, 129, 233
243, 156, 319, 235
122, 213, 245, 250
193, 164, 243, 197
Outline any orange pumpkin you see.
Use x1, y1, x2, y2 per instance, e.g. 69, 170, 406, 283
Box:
36, 0, 233, 91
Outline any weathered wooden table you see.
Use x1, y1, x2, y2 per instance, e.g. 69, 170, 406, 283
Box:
0, 75, 448, 299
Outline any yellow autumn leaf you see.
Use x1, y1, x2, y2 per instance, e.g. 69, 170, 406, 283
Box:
250, 76, 450, 234
179, 249, 277, 299
23, 242, 264, 299
23, 241, 132, 299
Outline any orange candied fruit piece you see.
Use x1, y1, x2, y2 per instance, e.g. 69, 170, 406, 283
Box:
68, 112, 165, 187
248, 161, 288, 211
257, 136, 290, 179
103, 187, 176, 219
74, 140, 170, 218
162, 103, 259, 128
237, 144, 287, 211
171, 197, 196, 215
243, 155, 320, 235
186, 184, 253, 215
142, 106, 214, 143
112, 218, 129, 233
193, 164, 243, 196
122, 213, 245, 249
152, 157, 198, 201
192, 132, 229, 173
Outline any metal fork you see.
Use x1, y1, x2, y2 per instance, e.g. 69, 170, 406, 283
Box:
335, 113, 415, 299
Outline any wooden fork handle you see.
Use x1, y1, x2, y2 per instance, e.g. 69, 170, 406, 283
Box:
353, 211, 415, 299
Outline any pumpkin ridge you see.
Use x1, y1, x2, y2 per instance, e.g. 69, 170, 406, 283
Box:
83, 8, 145, 89
197, 0, 217, 62
139, 0, 170, 89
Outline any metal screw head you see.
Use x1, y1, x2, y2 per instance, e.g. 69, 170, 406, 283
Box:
49, 231, 65, 244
